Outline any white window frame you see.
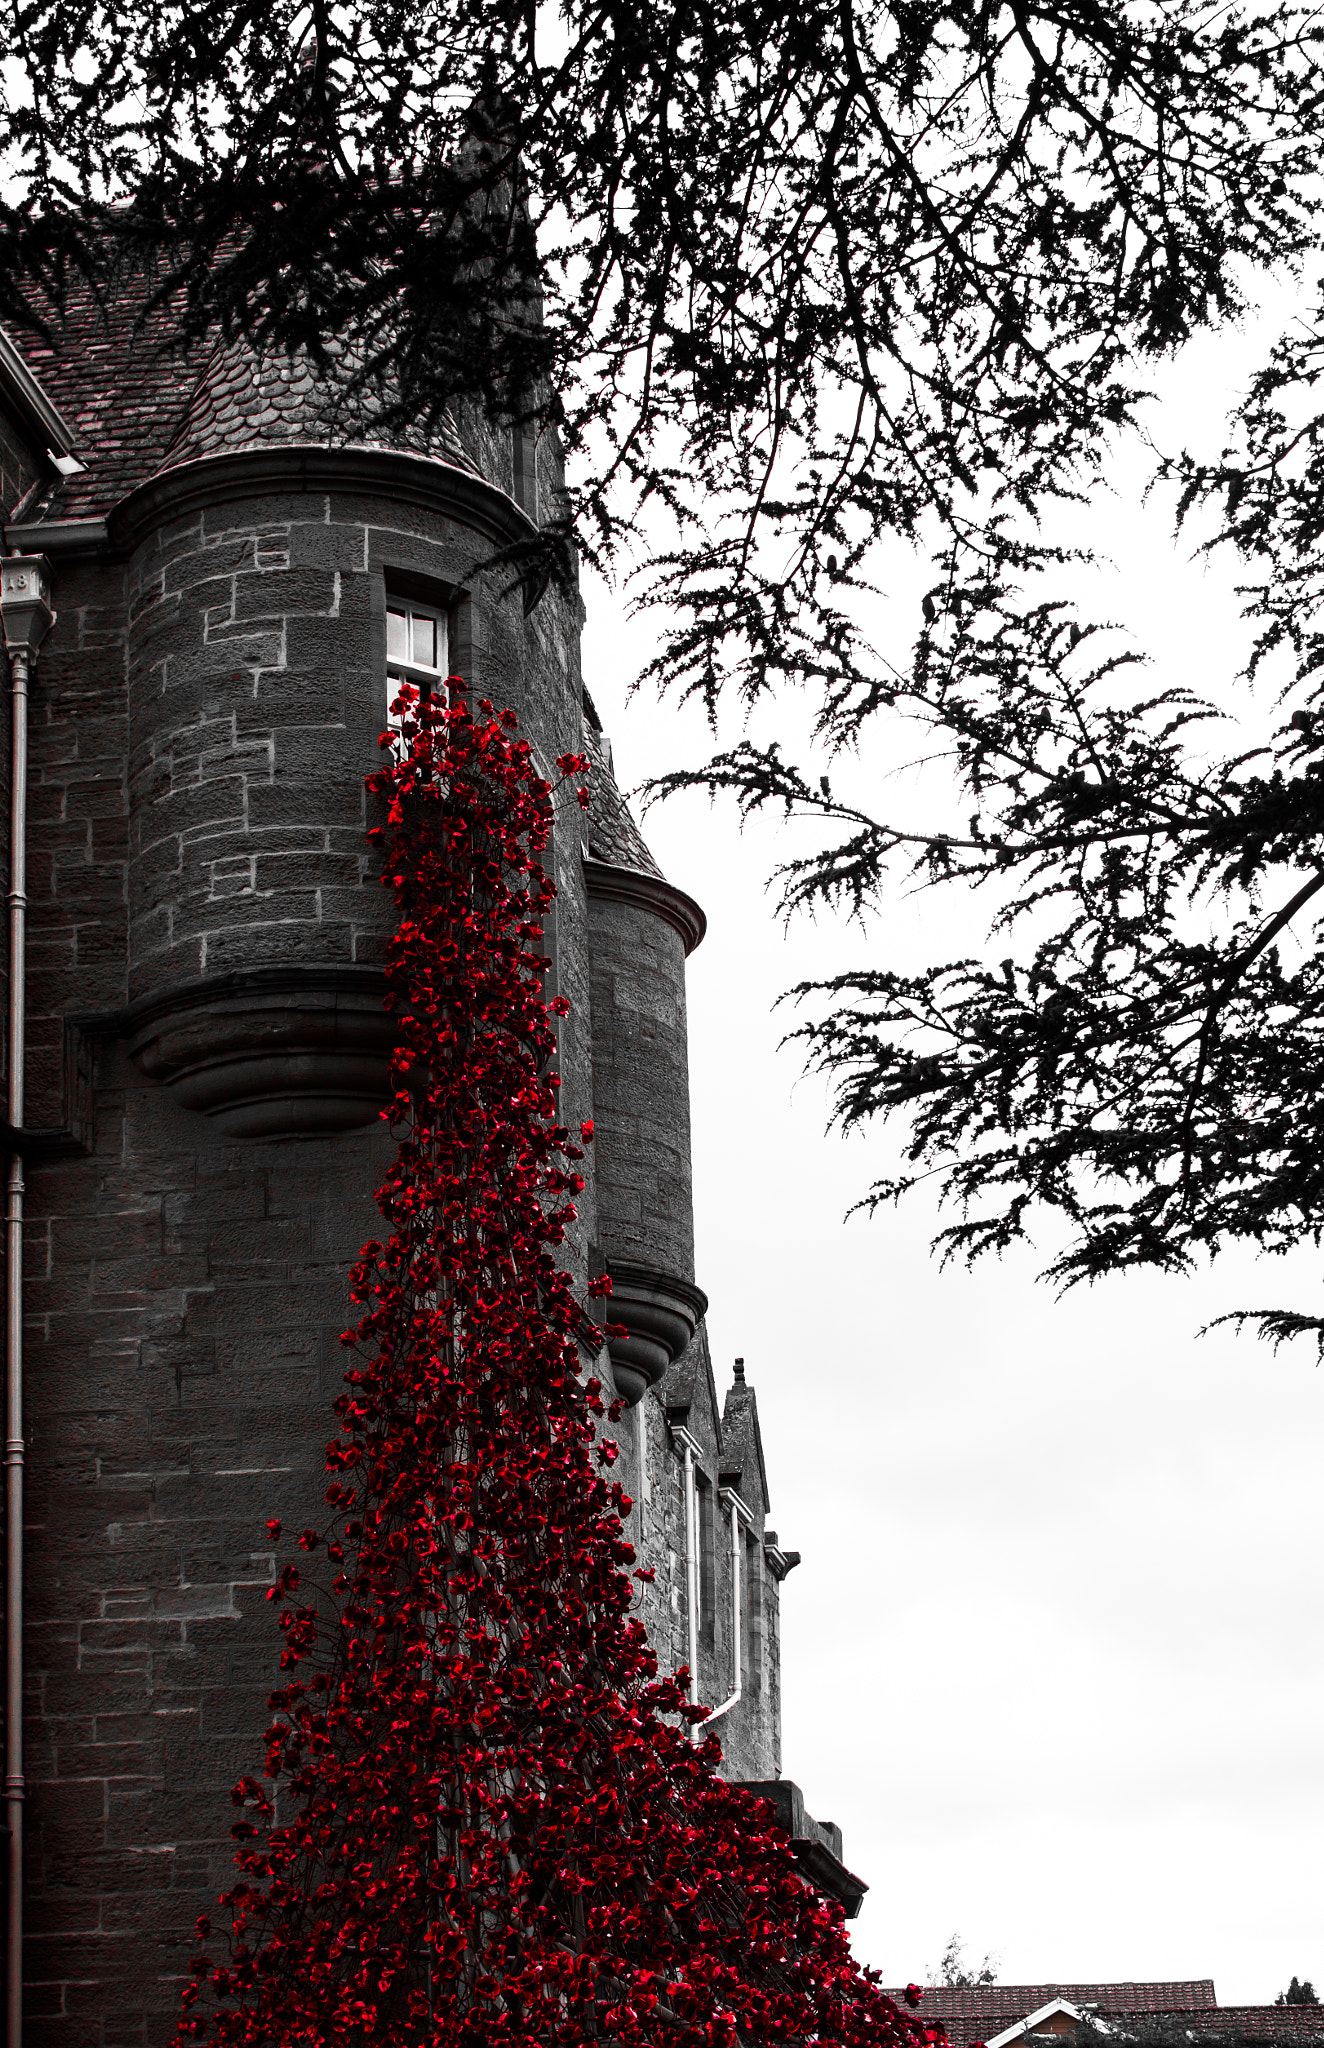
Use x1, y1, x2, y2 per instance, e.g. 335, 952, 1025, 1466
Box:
386, 597, 450, 729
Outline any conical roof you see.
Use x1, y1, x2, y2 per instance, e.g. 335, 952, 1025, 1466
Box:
7, 273, 480, 524
581, 717, 664, 879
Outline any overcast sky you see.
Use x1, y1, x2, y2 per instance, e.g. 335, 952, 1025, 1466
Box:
579, 302, 1324, 2005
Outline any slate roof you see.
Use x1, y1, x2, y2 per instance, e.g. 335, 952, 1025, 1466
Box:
657, 1322, 722, 1450
582, 720, 664, 879
3, 271, 476, 524
888, 1987, 1218, 2048
162, 329, 475, 477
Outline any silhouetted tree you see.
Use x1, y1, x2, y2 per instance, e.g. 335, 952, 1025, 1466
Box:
8, 2, 1324, 1325
1278, 1981, 1321, 2007
930, 1935, 997, 1989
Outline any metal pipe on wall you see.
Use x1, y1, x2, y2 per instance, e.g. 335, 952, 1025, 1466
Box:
671, 1428, 702, 1740
0, 554, 53, 2048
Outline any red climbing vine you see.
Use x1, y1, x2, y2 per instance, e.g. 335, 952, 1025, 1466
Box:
177, 683, 936, 2048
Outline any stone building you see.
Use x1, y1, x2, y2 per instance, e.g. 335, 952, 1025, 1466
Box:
0, 288, 862, 2044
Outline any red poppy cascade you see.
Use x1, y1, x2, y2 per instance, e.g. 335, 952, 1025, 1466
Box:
177, 683, 936, 2048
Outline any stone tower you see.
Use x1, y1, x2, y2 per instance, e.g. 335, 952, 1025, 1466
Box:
0, 288, 863, 2046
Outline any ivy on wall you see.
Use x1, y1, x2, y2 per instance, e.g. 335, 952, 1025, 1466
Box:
178, 685, 933, 2048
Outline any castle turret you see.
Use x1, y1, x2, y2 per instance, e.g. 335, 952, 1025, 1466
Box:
0, 284, 862, 2044
581, 708, 707, 1403
0, 292, 595, 2042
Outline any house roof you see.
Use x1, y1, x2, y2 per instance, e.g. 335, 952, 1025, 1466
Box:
986, 2000, 1086, 2048
0, 323, 79, 459
886, 1986, 1218, 2048
2, 288, 191, 520
979, 2002, 1324, 2048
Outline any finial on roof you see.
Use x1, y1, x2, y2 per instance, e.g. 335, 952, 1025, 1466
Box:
733, 1357, 745, 1384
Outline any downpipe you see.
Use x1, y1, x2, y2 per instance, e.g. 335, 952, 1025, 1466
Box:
670, 1426, 752, 1738
671, 1428, 702, 1740
0, 556, 53, 2048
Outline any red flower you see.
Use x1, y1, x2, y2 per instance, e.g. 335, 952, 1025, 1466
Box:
180, 687, 922, 2048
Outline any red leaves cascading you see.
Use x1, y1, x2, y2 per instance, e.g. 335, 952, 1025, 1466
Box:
177, 686, 936, 2048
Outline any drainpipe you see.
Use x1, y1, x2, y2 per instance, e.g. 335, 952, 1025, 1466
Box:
671, 1426, 702, 1739
0, 553, 53, 2048
703, 1488, 751, 1728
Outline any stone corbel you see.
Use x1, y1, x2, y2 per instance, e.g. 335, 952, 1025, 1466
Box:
119, 965, 393, 1139
603, 1258, 708, 1406
761, 1531, 801, 1581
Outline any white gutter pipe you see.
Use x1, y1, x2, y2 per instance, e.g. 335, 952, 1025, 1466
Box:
0, 553, 53, 2048
671, 1428, 702, 1739
703, 1488, 752, 1728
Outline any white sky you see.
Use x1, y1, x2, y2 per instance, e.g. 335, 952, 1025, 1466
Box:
578, 306, 1324, 2004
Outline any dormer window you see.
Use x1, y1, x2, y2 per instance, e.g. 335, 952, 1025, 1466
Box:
386, 599, 448, 726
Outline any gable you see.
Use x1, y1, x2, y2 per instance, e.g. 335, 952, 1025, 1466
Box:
720, 1360, 771, 1515
659, 1321, 723, 1472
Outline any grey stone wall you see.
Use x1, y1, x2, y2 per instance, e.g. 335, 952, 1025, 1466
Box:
26, 557, 131, 1130
118, 488, 593, 1228
612, 1337, 784, 1787
125, 503, 382, 990
587, 894, 695, 1284
13, 466, 601, 2045
23, 1055, 390, 2047
123, 491, 589, 988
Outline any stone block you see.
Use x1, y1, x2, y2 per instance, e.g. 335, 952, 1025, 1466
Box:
232, 567, 338, 621
288, 523, 368, 573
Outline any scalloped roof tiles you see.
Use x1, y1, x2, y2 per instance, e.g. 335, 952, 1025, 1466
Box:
4, 273, 477, 524
582, 723, 663, 879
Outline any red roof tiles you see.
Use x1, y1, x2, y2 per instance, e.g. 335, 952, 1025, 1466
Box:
881, 1986, 1324, 2048
883, 1986, 1218, 2048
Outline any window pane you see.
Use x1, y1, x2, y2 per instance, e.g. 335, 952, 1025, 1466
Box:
412, 614, 437, 668
387, 608, 409, 663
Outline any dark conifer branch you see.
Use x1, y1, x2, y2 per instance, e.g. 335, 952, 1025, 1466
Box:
8, 0, 1324, 1326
